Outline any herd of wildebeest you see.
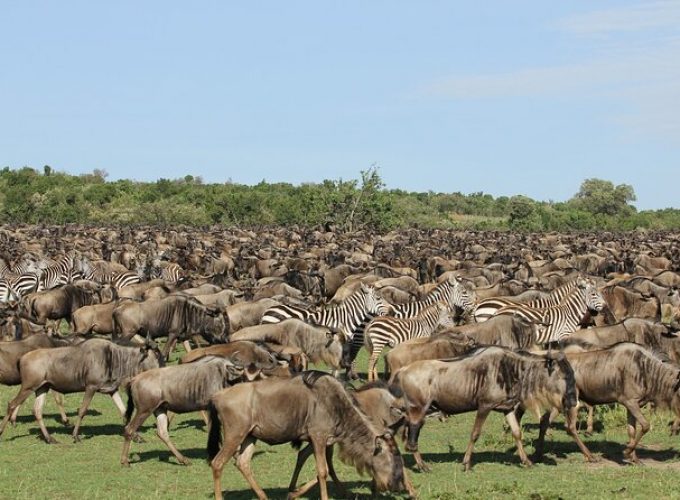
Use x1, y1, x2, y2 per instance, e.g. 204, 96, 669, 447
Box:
2, 225, 680, 498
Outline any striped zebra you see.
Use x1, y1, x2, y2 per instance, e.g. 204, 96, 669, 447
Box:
0, 258, 40, 300
364, 302, 455, 381
78, 257, 141, 290
0, 278, 17, 303
493, 279, 606, 344
342, 275, 477, 378
151, 260, 184, 284
393, 275, 477, 318
260, 283, 392, 335
35, 254, 80, 290
473, 278, 582, 322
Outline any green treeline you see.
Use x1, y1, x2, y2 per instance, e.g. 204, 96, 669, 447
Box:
1, 166, 679, 231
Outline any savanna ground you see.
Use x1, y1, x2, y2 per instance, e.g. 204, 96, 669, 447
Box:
1, 350, 680, 499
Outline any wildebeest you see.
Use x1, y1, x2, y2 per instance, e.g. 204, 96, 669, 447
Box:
384, 330, 476, 378
207, 371, 413, 500
230, 319, 347, 373
121, 356, 250, 466
179, 340, 282, 369
287, 380, 410, 497
225, 298, 280, 333
112, 295, 229, 356
72, 300, 121, 335
599, 285, 661, 322
533, 342, 680, 463
391, 346, 593, 471
23, 284, 104, 328
0, 334, 84, 425
0, 338, 163, 443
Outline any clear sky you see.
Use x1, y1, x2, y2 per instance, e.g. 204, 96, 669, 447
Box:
2, 1, 678, 209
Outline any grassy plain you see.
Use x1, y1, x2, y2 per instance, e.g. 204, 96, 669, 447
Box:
1, 351, 680, 499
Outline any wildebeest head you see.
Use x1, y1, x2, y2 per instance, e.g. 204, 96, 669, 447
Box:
198, 304, 230, 344
368, 431, 412, 496
139, 334, 166, 367
525, 352, 577, 416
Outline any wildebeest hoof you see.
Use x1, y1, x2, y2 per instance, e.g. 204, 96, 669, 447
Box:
584, 431, 593, 437
178, 457, 191, 466
73, 435, 82, 443
132, 433, 145, 444
45, 436, 58, 444
521, 459, 533, 468
462, 462, 472, 472
415, 463, 431, 473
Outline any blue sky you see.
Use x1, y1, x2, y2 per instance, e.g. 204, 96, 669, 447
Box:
2, 1, 679, 209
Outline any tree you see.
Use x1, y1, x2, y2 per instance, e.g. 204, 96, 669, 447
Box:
570, 178, 636, 216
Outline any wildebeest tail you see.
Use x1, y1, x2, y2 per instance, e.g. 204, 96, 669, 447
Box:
125, 385, 135, 424
207, 401, 222, 462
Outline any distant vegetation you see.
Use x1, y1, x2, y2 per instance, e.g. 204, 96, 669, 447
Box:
1, 165, 679, 231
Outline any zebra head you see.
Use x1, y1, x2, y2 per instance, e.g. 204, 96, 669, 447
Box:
446, 275, 477, 313
360, 283, 393, 316
580, 278, 606, 313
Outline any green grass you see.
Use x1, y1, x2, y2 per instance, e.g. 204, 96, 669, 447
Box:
2, 350, 680, 499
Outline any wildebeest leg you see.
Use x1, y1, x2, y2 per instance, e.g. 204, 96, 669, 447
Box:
505, 410, 532, 467
406, 417, 430, 472
288, 443, 314, 494
311, 436, 330, 500
72, 387, 97, 442
155, 409, 190, 465
288, 445, 346, 499
162, 336, 178, 359
0, 386, 36, 437
563, 406, 595, 462
34, 386, 57, 444
121, 406, 153, 466
585, 403, 595, 436
210, 422, 250, 500
234, 437, 267, 499
462, 409, 490, 471
532, 411, 551, 462
182, 340, 193, 353
623, 403, 649, 464
111, 390, 126, 417
53, 392, 70, 426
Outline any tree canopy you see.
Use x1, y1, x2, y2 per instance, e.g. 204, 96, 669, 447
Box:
0, 167, 676, 231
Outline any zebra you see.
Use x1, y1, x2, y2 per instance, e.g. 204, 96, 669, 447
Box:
364, 301, 455, 381
150, 260, 184, 284
35, 254, 80, 290
392, 275, 477, 319
0, 278, 18, 303
473, 277, 582, 322
260, 283, 392, 334
77, 257, 141, 290
492, 279, 606, 345
0, 258, 40, 300
341, 275, 477, 378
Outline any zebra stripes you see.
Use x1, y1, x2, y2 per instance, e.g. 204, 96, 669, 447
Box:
0, 259, 40, 301
36, 254, 80, 290
392, 275, 477, 318
342, 275, 477, 377
473, 278, 581, 322
78, 258, 141, 290
364, 302, 454, 381
492, 279, 606, 344
260, 284, 392, 338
